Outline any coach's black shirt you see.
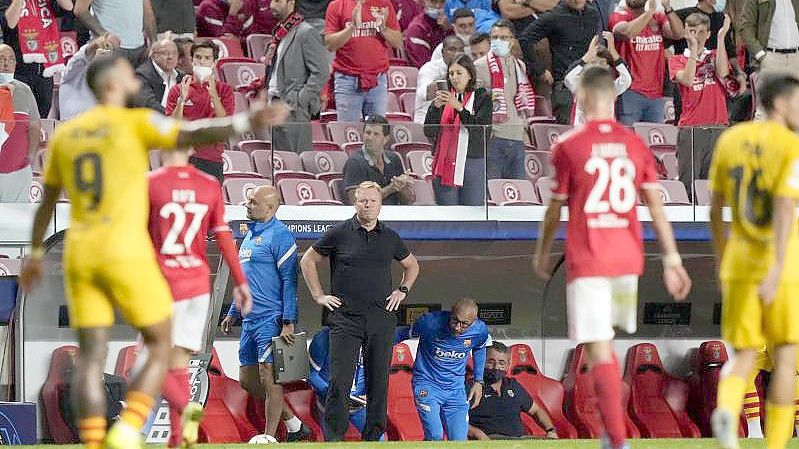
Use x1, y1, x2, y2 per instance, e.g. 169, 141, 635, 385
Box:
313, 216, 410, 313
470, 377, 535, 437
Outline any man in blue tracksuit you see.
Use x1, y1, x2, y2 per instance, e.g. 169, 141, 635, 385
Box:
396, 298, 492, 441
221, 185, 308, 443
308, 327, 369, 433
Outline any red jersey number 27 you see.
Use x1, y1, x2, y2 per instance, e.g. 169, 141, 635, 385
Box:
583, 157, 637, 214
159, 202, 209, 255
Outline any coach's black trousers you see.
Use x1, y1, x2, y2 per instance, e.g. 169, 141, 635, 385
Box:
325, 307, 396, 442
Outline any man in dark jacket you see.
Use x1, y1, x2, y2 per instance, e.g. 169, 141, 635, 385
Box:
135, 39, 183, 113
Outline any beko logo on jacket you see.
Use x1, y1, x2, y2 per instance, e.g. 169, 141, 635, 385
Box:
435, 347, 466, 359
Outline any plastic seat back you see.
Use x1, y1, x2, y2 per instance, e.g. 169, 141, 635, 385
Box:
623, 343, 683, 438
487, 179, 541, 206
386, 343, 424, 441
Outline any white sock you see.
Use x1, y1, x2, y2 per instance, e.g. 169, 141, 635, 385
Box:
284, 416, 302, 433
747, 417, 763, 438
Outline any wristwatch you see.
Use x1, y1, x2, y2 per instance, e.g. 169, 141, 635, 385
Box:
398, 285, 410, 294
663, 7, 674, 14
282, 319, 296, 325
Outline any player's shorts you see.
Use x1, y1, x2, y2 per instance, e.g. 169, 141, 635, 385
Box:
64, 258, 173, 329
567, 275, 638, 343
239, 316, 281, 366
413, 382, 469, 441
172, 294, 211, 352
721, 280, 799, 349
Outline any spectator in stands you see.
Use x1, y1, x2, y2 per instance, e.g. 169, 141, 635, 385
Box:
298, 0, 331, 32
266, 0, 328, 153
195, 0, 277, 38
740, 0, 799, 75
519, 0, 601, 124
468, 342, 558, 440
74, 0, 156, 67
0, 44, 40, 202
165, 41, 234, 182
610, 0, 684, 125
494, 0, 557, 37
392, 0, 422, 30
151, 0, 195, 37
404, 0, 450, 68
415, 35, 464, 122
470, 32, 490, 60
424, 53, 491, 205
325, 0, 403, 122
174, 36, 195, 74
432, 8, 475, 59
476, 20, 536, 180
135, 39, 182, 113
59, 34, 117, 120
669, 13, 731, 126
445, 0, 499, 33
343, 115, 413, 204
564, 32, 632, 125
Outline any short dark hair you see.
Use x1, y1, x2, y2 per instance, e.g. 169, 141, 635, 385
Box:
685, 12, 710, 28
759, 73, 799, 112
191, 40, 220, 60
579, 65, 615, 93
442, 34, 466, 50
86, 52, 127, 99
470, 32, 490, 46
448, 53, 478, 92
364, 114, 390, 136
491, 19, 515, 36
453, 8, 475, 20
489, 341, 509, 354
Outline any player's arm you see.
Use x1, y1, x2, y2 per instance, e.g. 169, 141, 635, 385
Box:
534, 197, 564, 279
641, 187, 692, 300
468, 425, 491, 440
172, 101, 289, 150
611, 5, 655, 40
277, 234, 299, 343
300, 246, 342, 310
19, 184, 60, 292
527, 402, 558, 438
468, 344, 487, 408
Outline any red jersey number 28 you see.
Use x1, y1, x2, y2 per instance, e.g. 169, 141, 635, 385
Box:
583, 157, 637, 214
159, 202, 209, 255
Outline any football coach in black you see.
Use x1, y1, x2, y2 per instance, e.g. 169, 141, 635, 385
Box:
300, 181, 420, 441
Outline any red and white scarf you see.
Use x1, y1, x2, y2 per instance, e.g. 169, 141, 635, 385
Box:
432, 90, 474, 187
17, 0, 65, 77
486, 51, 536, 124
264, 11, 304, 69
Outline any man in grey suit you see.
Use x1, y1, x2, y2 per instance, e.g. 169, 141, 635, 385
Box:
266, 0, 329, 153
135, 39, 183, 113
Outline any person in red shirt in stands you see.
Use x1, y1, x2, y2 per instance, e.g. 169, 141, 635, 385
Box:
669, 12, 732, 126
196, 0, 277, 38
166, 41, 235, 182
609, 0, 685, 125
325, 0, 404, 122
403, 0, 450, 67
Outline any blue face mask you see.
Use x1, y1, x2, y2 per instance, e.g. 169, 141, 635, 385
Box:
713, 0, 726, 13
490, 39, 510, 57
425, 7, 440, 19
0, 73, 13, 84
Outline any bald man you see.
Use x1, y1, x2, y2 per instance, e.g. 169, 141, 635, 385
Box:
396, 298, 492, 441
221, 185, 311, 443
135, 38, 182, 113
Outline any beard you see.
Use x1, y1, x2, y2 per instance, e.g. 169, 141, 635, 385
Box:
125, 93, 143, 108
627, 0, 646, 8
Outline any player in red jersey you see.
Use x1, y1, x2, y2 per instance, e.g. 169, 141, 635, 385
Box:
533, 66, 691, 449
148, 148, 253, 448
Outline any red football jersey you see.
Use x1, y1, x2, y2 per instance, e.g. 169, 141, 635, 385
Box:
148, 165, 229, 300
608, 10, 667, 98
668, 49, 729, 126
550, 120, 659, 281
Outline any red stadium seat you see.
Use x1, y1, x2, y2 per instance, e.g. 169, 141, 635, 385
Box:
273, 170, 316, 185
524, 151, 553, 183
202, 37, 246, 58
529, 96, 556, 123
536, 177, 556, 206
660, 152, 679, 180
277, 178, 343, 205
245, 34, 273, 61
29, 176, 44, 203
387, 66, 418, 96
529, 124, 572, 152
399, 92, 416, 115
327, 122, 363, 149
385, 112, 413, 122
390, 122, 427, 145
386, 343, 425, 441
687, 341, 747, 437
487, 179, 541, 206
114, 344, 139, 381
633, 122, 678, 148
223, 150, 259, 175
311, 122, 330, 142
300, 150, 348, 175
228, 128, 270, 152
60, 31, 78, 59
283, 389, 325, 442
653, 180, 691, 205
694, 179, 711, 206
329, 178, 346, 203
410, 179, 436, 205
507, 344, 578, 438
223, 178, 272, 204
40, 345, 80, 443
238, 139, 271, 155
0, 258, 21, 276
250, 149, 273, 177
406, 150, 433, 180
272, 151, 304, 171
319, 111, 338, 123
387, 92, 402, 113
312, 141, 343, 152
623, 343, 696, 438
220, 62, 265, 87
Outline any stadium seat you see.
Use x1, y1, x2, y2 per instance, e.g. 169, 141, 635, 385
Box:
283, 389, 325, 442
223, 150, 258, 175
60, 31, 78, 59
385, 112, 413, 122
693, 179, 711, 206
29, 176, 44, 203
535, 177, 556, 205
406, 150, 433, 180
233, 91, 249, 114
633, 123, 678, 148
40, 345, 80, 443
220, 62, 265, 87
202, 373, 260, 442
524, 151, 553, 183
529, 124, 572, 152
40, 118, 57, 148
664, 97, 676, 124
272, 151, 304, 171
114, 344, 139, 380
278, 178, 343, 205
399, 92, 416, 115
623, 343, 697, 438
387, 92, 402, 113
237, 139, 271, 155
687, 341, 747, 437
328, 121, 363, 147
661, 152, 679, 180
311, 121, 329, 141
250, 149, 273, 177
0, 258, 21, 276
245, 34, 272, 60
300, 150, 348, 176
273, 170, 316, 185
202, 37, 246, 58
387, 66, 418, 96
386, 343, 425, 441
487, 179, 542, 206
654, 180, 691, 205
31, 148, 46, 173
528, 95, 556, 123
223, 178, 272, 204
228, 129, 269, 152
410, 179, 436, 205
329, 178, 346, 203
319, 111, 338, 123
390, 122, 427, 145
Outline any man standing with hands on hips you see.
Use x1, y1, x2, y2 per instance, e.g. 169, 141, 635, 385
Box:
300, 181, 421, 442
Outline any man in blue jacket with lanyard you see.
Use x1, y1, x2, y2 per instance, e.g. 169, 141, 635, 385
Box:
221, 185, 309, 443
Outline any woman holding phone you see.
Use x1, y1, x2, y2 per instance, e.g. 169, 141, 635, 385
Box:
423, 54, 492, 206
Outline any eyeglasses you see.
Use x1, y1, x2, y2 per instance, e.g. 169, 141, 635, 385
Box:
450, 316, 474, 328
490, 35, 514, 42
154, 51, 179, 56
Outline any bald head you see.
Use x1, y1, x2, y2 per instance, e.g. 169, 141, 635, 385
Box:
449, 298, 478, 335
453, 298, 478, 315
246, 185, 281, 221
0, 44, 16, 74
151, 39, 178, 73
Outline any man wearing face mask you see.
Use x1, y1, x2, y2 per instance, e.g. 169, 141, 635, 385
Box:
475, 20, 536, 180
468, 342, 558, 440
415, 35, 465, 122
404, 0, 451, 68
432, 8, 475, 59
165, 41, 234, 183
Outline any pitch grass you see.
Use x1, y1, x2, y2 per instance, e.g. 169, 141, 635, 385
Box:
21, 440, 799, 449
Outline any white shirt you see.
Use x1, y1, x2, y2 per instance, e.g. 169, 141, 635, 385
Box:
268, 38, 289, 99
768, 0, 799, 49
58, 45, 96, 120
414, 58, 447, 123
153, 61, 178, 108
564, 61, 633, 126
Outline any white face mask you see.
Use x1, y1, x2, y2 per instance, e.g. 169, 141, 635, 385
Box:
0, 73, 14, 84
192, 65, 213, 81
456, 33, 472, 44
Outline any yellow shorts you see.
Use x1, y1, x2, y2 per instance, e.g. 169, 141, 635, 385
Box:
64, 258, 173, 329
721, 280, 799, 349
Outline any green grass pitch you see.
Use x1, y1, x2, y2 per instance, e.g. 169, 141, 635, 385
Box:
22, 440, 799, 449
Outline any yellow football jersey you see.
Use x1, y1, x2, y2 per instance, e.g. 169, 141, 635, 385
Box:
710, 121, 799, 282
43, 106, 180, 263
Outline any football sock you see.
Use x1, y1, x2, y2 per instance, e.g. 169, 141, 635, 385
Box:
765, 402, 794, 449
162, 368, 190, 447
119, 390, 156, 431
78, 416, 106, 449
717, 375, 746, 419
743, 387, 763, 438
284, 415, 303, 433
592, 360, 626, 449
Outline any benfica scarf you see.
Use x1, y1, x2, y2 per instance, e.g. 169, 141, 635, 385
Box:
265, 12, 305, 70
432, 90, 474, 187
17, 0, 64, 77
486, 51, 536, 124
